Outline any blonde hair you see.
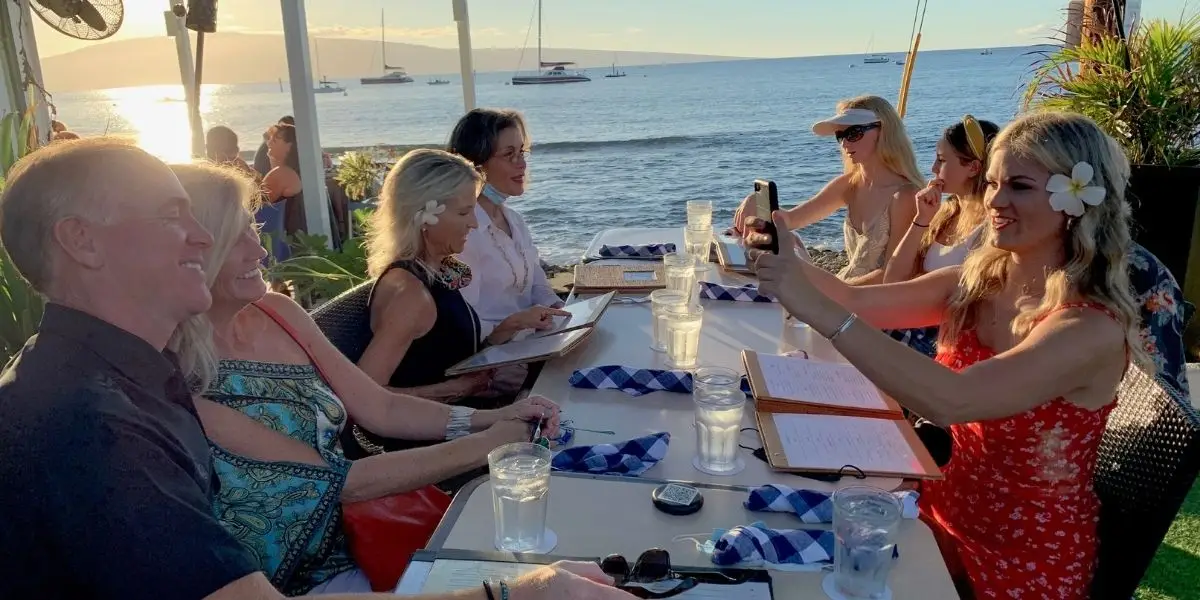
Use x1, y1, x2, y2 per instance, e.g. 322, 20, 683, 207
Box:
940, 112, 1149, 368
165, 163, 260, 393
365, 149, 483, 278
0, 137, 149, 294
838, 95, 925, 191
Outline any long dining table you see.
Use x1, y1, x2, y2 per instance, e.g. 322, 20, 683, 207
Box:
397, 227, 959, 598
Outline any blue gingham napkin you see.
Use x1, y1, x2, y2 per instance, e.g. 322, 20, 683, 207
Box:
697, 281, 777, 303
745, 484, 921, 524
568, 365, 753, 397
598, 243, 676, 258
550, 432, 670, 476
711, 523, 836, 567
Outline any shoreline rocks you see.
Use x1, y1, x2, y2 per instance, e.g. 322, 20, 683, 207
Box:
541, 249, 849, 297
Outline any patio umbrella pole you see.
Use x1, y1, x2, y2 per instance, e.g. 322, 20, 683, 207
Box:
191, 31, 206, 159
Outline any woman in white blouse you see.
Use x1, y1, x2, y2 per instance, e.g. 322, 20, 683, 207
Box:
450, 108, 566, 339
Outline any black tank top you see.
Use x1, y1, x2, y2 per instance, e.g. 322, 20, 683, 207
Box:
369, 259, 480, 388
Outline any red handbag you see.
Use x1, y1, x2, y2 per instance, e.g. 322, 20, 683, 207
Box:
254, 301, 454, 591
341, 485, 452, 591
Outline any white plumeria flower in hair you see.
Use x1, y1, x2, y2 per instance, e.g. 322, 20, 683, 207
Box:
414, 200, 446, 226
1046, 161, 1106, 217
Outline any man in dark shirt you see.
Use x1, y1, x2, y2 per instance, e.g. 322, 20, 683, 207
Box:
0, 139, 629, 600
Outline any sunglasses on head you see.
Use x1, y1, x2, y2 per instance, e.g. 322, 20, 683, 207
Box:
834, 122, 881, 143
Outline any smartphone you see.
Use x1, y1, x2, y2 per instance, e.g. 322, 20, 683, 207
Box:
752, 179, 780, 254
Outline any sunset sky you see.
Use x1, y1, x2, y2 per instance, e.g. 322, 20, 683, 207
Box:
32, 0, 1195, 58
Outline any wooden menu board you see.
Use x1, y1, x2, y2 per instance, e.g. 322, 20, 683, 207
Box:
742, 350, 904, 419
573, 263, 666, 293
755, 410, 942, 480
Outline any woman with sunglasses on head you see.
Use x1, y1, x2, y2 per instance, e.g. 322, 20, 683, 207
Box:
733, 95, 925, 284
450, 109, 568, 346
751, 111, 1145, 600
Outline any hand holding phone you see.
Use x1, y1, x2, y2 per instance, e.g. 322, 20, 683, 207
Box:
744, 179, 780, 254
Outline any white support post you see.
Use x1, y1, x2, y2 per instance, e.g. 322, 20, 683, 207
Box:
164, 4, 203, 158
4, 1, 51, 139
452, 0, 476, 112
280, 0, 332, 243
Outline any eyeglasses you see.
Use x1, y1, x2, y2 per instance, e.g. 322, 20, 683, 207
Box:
834, 122, 881, 143
496, 148, 531, 164
601, 549, 696, 599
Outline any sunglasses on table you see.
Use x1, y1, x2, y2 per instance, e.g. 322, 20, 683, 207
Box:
834, 122, 881, 143
601, 549, 750, 598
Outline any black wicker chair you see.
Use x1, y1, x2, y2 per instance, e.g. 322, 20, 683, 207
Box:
1091, 365, 1200, 599
308, 281, 374, 362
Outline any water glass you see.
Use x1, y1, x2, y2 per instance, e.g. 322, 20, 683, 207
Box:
662, 252, 697, 299
664, 303, 703, 369
832, 486, 903, 598
683, 225, 713, 271
692, 366, 746, 474
649, 289, 689, 352
488, 442, 552, 553
686, 200, 713, 229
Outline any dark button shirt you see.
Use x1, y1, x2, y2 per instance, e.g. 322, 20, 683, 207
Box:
0, 304, 257, 599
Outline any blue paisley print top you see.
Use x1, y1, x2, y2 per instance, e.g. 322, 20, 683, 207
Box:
209, 359, 356, 596
888, 244, 1191, 399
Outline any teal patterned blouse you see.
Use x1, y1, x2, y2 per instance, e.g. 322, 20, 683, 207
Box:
208, 359, 356, 596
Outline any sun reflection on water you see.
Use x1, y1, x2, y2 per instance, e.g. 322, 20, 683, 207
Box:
103, 84, 224, 164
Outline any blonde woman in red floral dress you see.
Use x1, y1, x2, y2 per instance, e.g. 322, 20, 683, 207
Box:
749, 111, 1149, 600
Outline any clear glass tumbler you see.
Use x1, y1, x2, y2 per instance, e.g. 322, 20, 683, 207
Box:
684, 225, 713, 272
649, 289, 688, 352
692, 366, 745, 474
663, 303, 704, 369
662, 251, 697, 300
832, 486, 902, 598
686, 200, 713, 230
488, 442, 552, 552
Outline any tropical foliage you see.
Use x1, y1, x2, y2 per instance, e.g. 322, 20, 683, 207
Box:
0, 105, 43, 361
1024, 16, 1200, 167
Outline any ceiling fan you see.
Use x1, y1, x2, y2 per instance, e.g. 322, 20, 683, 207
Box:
30, 0, 124, 41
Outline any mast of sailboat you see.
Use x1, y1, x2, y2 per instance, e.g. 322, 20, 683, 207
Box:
537, 0, 542, 71
380, 9, 402, 71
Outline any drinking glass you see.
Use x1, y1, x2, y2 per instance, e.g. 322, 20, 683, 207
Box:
692, 366, 746, 475
662, 252, 696, 299
488, 442, 552, 552
832, 486, 902, 598
686, 200, 713, 230
664, 304, 703, 369
649, 289, 688, 352
684, 225, 713, 272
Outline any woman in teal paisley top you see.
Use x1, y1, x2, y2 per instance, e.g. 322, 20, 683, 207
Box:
167, 163, 560, 595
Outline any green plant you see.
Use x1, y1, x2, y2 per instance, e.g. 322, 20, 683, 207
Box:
334, 151, 384, 201
0, 105, 43, 361
1024, 16, 1200, 167
264, 232, 367, 308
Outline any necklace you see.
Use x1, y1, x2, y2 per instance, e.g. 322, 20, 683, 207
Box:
415, 256, 473, 291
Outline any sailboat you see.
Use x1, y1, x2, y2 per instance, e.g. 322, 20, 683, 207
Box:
312, 40, 345, 94
360, 9, 414, 85
511, 0, 590, 85
863, 33, 890, 64
604, 60, 626, 78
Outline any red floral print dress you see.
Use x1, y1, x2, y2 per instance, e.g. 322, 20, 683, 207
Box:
920, 303, 1119, 600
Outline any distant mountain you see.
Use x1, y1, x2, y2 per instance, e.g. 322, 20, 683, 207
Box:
39, 33, 744, 92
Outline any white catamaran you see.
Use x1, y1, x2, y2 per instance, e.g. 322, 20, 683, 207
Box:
511, 0, 590, 85
360, 9, 414, 85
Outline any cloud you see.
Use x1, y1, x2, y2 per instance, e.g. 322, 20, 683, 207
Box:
625, 27, 643, 35
1016, 23, 1055, 38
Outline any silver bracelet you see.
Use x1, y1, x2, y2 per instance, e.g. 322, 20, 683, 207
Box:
444, 405, 476, 440
827, 313, 858, 342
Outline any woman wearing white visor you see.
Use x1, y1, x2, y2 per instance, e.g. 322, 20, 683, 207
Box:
734, 95, 924, 284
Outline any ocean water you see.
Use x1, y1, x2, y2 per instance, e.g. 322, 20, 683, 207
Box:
53, 47, 1038, 264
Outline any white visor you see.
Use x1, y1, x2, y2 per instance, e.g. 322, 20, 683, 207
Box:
811, 108, 881, 136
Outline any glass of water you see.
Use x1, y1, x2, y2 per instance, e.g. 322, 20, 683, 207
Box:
683, 225, 713, 271
686, 200, 713, 230
692, 366, 746, 475
662, 252, 696, 299
664, 304, 703, 369
832, 486, 902, 598
488, 442, 552, 553
649, 289, 688, 352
